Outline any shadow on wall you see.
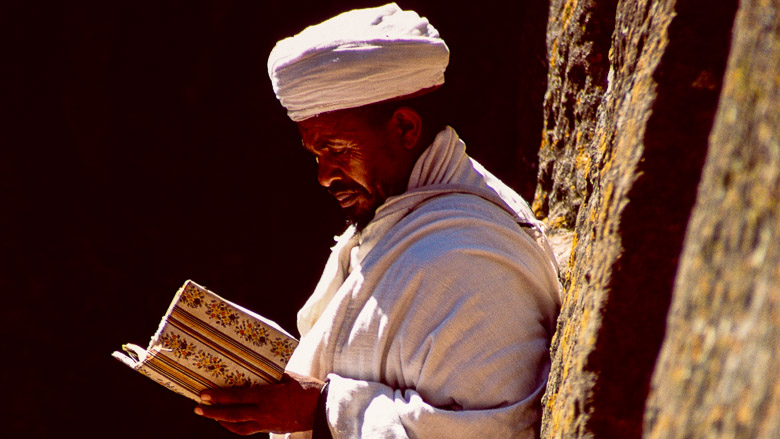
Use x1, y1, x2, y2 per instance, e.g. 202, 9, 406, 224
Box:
534, 0, 777, 438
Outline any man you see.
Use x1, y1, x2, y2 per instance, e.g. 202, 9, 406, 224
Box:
194, 4, 561, 438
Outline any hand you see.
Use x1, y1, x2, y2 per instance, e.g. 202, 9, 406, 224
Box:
194, 371, 325, 435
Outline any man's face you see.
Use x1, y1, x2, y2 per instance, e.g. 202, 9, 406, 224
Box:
298, 109, 411, 228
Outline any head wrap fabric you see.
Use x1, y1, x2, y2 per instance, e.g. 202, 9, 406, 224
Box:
268, 3, 449, 122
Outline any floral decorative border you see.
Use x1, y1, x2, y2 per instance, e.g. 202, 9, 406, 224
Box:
161, 331, 254, 387
176, 283, 295, 364
161, 333, 197, 360
205, 301, 240, 328
235, 320, 270, 347
180, 285, 206, 309
270, 338, 295, 360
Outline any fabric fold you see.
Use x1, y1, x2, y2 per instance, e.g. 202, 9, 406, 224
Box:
268, 3, 449, 121
275, 127, 562, 439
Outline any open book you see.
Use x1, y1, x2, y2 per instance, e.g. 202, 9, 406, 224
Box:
112, 280, 297, 403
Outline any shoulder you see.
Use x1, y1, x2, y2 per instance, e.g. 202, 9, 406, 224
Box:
372, 192, 555, 293
390, 192, 536, 263
375, 194, 560, 340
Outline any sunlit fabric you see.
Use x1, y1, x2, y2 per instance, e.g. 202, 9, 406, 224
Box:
267, 3, 449, 122
275, 127, 562, 438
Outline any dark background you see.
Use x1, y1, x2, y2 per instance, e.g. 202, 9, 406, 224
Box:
4, 1, 547, 437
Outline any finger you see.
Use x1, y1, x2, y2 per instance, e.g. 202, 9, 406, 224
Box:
195, 404, 265, 423
201, 385, 272, 405
218, 421, 266, 436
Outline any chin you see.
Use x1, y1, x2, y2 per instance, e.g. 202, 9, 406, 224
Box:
344, 202, 379, 231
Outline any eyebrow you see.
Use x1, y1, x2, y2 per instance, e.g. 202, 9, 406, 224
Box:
302, 130, 357, 151
301, 133, 330, 154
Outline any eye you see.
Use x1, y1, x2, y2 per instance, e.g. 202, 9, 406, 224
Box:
325, 141, 349, 156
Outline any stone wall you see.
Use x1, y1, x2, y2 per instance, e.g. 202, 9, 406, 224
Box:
535, 0, 747, 436
643, 0, 780, 437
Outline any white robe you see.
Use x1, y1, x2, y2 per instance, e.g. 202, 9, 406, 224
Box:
276, 127, 561, 439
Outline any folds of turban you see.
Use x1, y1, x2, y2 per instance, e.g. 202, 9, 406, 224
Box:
267, 3, 450, 122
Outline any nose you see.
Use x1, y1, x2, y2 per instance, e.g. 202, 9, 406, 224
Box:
316, 157, 341, 188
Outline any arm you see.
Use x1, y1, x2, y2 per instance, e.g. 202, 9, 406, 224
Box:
322, 371, 548, 439
319, 241, 560, 439
195, 248, 554, 439
198, 204, 560, 438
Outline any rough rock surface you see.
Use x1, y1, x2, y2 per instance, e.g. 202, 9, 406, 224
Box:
536, 0, 738, 437
643, 0, 780, 437
534, 0, 617, 231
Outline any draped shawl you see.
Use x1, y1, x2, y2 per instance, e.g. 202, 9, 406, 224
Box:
276, 127, 561, 439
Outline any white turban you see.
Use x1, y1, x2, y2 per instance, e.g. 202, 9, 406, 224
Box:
268, 3, 450, 122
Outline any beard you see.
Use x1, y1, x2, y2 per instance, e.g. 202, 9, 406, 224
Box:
344, 209, 375, 232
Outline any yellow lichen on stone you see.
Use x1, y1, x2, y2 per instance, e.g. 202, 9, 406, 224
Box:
561, 0, 579, 29
568, 231, 579, 272
548, 215, 570, 229
532, 198, 546, 218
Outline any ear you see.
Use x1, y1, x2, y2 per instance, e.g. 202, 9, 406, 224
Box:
389, 107, 422, 150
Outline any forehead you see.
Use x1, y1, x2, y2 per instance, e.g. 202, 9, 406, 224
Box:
297, 109, 374, 144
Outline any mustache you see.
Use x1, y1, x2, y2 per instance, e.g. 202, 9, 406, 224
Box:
327, 181, 367, 197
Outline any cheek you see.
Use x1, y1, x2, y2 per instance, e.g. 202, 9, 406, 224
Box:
362, 159, 393, 196
340, 156, 376, 190
369, 149, 404, 192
